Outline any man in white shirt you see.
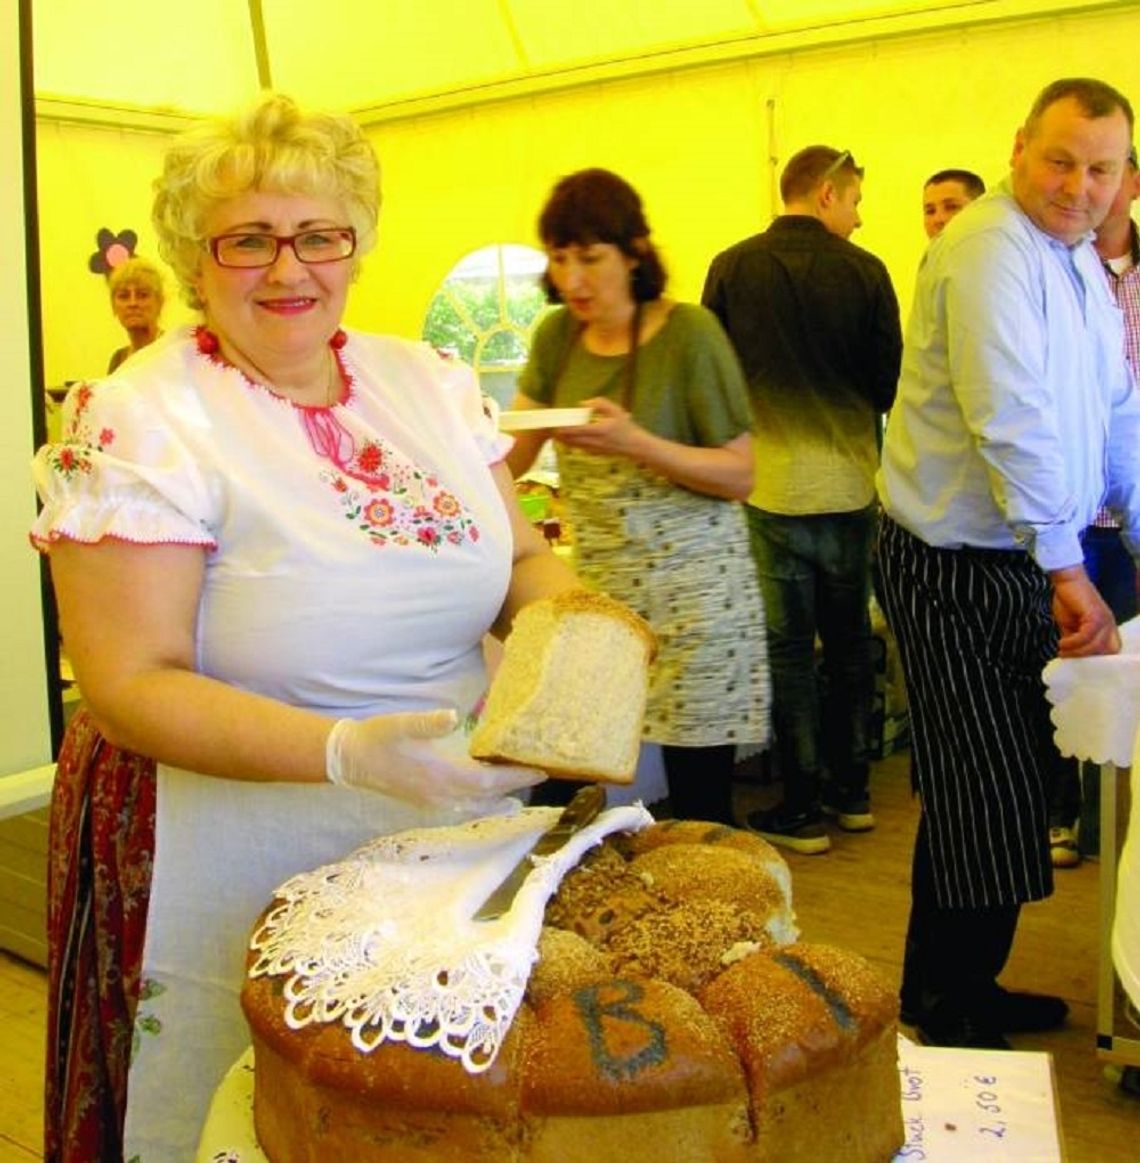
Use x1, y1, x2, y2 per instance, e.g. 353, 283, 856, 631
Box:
1049, 145, 1140, 869
877, 77, 1140, 1049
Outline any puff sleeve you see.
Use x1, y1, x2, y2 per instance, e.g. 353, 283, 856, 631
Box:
30, 379, 218, 552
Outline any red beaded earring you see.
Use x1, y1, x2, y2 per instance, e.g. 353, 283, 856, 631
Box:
330, 329, 348, 350
195, 327, 220, 355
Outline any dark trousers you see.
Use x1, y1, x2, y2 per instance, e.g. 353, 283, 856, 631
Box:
531, 743, 738, 826
901, 814, 1020, 1017
746, 504, 876, 813
660, 743, 737, 824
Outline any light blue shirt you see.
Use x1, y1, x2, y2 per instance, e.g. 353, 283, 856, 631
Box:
878, 178, 1140, 572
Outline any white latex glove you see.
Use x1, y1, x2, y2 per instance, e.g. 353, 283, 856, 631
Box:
325, 709, 545, 808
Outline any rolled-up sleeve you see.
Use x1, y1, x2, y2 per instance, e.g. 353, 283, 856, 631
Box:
943, 231, 1083, 570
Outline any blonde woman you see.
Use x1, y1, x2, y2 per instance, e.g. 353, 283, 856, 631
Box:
106, 256, 165, 372
33, 93, 577, 1160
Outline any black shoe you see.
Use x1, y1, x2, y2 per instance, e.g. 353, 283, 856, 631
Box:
977, 987, 1069, 1033
914, 1004, 1012, 1050
746, 806, 830, 855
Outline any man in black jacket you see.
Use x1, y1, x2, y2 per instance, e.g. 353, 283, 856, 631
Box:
703, 145, 902, 855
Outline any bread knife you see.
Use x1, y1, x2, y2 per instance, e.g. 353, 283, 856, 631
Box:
473, 784, 606, 921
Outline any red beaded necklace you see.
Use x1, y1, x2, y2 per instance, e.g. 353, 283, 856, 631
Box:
194, 325, 351, 406
193, 325, 392, 491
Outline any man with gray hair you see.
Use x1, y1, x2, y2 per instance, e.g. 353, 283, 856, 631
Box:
878, 78, 1140, 1049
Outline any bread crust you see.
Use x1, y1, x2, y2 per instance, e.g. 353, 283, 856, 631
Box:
545, 589, 658, 661
243, 823, 902, 1162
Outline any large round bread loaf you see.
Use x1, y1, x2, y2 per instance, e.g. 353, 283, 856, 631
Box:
241, 821, 903, 1162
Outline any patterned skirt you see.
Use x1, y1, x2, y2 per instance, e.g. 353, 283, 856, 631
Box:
44, 708, 156, 1163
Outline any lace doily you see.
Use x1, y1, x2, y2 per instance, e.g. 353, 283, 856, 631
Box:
1044, 615, 1140, 767
248, 803, 653, 1073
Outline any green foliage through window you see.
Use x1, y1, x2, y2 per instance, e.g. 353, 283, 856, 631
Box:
422, 244, 548, 408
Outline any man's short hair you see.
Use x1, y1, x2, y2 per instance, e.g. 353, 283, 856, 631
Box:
1024, 77, 1134, 137
780, 146, 864, 203
924, 169, 986, 199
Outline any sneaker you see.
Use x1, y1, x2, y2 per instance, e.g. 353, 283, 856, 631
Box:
821, 798, 876, 833
1050, 825, 1081, 868
746, 806, 831, 855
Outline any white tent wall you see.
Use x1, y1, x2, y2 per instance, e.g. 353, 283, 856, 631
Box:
2, 8, 51, 790
36, 121, 197, 388
32, 4, 1140, 385
359, 5, 1140, 340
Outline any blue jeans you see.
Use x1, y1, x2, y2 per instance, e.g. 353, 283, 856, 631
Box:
746, 505, 876, 814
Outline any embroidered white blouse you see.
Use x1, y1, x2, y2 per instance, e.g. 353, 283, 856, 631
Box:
31, 325, 523, 1159
32, 325, 515, 721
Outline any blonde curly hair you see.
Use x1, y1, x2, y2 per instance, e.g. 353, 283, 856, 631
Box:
152, 92, 380, 308
107, 255, 165, 305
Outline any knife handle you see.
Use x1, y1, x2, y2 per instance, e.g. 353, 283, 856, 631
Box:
532, 784, 606, 856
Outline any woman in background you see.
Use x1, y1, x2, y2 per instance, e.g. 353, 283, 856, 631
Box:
106, 256, 165, 372
33, 93, 577, 1161
508, 167, 769, 826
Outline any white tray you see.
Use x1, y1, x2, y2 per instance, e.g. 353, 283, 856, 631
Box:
499, 408, 591, 431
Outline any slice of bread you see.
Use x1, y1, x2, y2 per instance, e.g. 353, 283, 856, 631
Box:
469, 591, 656, 784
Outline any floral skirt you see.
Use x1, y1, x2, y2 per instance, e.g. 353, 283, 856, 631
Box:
44, 708, 156, 1162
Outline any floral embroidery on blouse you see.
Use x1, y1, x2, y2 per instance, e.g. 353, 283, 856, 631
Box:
320, 440, 481, 552
195, 335, 482, 553
44, 441, 97, 480
131, 976, 166, 1062
42, 382, 116, 481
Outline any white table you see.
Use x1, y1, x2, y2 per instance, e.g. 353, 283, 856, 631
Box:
1094, 762, 1139, 1068
1043, 617, 1140, 1070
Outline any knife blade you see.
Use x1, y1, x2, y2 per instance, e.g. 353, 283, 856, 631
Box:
474, 784, 607, 920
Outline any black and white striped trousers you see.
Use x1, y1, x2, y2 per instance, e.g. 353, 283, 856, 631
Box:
878, 515, 1056, 909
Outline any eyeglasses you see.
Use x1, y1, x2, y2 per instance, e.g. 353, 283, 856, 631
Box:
207, 227, 357, 269
822, 150, 853, 181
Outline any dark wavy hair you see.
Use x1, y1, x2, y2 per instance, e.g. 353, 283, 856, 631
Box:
537, 168, 667, 303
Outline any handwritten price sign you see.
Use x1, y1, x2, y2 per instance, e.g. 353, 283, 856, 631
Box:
894, 1039, 1062, 1161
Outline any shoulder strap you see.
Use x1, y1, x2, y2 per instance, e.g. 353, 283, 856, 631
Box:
549, 301, 644, 411
620, 300, 643, 412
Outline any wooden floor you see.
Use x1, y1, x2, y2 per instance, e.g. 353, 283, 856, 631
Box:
0, 944, 44, 1161
0, 750, 1136, 1160
733, 750, 1139, 1163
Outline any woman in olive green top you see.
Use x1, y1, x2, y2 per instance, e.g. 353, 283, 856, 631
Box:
508, 168, 769, 824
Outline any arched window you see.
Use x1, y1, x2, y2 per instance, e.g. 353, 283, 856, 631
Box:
422, 244, 548, 408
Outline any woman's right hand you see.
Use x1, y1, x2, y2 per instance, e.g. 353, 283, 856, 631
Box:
326, 710, 545, 806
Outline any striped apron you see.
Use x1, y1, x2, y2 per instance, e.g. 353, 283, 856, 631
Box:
877, 515, 1055, 909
